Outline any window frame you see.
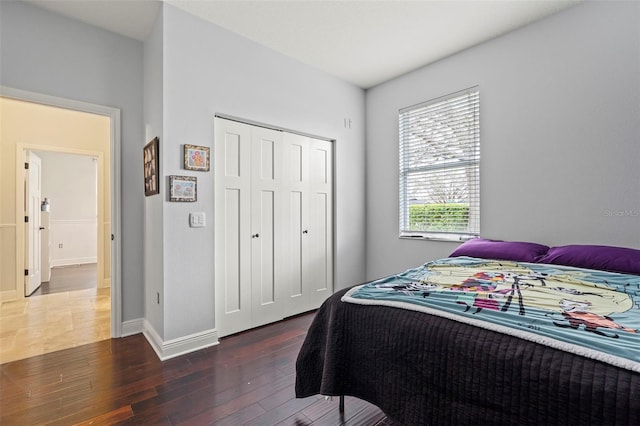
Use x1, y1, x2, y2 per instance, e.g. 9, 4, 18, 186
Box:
398, 87, 480, 242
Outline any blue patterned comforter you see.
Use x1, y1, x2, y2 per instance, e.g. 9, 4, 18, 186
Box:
343, 256, 640, 372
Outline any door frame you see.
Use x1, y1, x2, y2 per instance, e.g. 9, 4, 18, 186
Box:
2, 86, 122, 338
22, 147, 104, 291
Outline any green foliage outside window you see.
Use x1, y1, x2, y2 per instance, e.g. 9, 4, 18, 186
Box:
409, 203, 470, 232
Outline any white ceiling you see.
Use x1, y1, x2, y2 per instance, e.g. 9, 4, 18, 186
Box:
24, 0, 580, 88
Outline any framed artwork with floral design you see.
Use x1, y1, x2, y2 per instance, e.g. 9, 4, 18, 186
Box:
184, 144, 210, 172
169, 175, 197, 202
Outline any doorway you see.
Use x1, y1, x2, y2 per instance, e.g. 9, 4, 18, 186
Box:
0, 88, 121, 363
24, 150, 43, 296
26, 150, 100, 298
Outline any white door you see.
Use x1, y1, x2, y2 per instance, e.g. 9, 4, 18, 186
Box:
215, 118, 334, 335
283, 132, 309, 314
283, 134, 333, 315
250, 126, 285, 327
307, 138, 333, 308
214, 119, 252, 337
25, 151, 42, 296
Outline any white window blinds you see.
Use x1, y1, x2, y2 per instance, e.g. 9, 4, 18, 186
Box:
399, 87, 480, 240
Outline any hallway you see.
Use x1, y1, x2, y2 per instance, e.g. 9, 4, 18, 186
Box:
0, 284, 110, 364
31, 263, 97, 296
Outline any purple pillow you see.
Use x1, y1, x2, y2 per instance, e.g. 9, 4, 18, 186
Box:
450, 238, 549, 263
536, 245, 640, 275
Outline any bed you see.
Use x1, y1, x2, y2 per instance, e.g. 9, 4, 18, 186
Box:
295, 240, 640, 425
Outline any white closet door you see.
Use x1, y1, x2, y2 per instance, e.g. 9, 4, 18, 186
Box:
283, 133, 309, 314
216, 118, 333, 335
250, 127, 285, 327
283, 133, 333, 315
214, 119, 252, 337
307, 138, 333, 308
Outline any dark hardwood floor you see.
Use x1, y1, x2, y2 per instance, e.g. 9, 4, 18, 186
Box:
30, 263, 97, 296
1, 312, 390, 425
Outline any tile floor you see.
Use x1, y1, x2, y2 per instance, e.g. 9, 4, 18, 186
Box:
0, 287, 110, 364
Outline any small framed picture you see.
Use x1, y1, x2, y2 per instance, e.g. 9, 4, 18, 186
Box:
184, 144, 210, 171
169, 175, 197, 202
143, 137, 160, 196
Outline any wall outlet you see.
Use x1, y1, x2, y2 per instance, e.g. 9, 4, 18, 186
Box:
58, 243, 63, 248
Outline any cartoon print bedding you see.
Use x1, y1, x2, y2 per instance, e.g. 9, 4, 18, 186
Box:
342, 256, 640, 372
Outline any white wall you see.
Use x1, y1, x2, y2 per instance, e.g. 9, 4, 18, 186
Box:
157, 4, 366, 341
37, 150, 98, 266
0, 1, 144, 321
365, 1, 640, 279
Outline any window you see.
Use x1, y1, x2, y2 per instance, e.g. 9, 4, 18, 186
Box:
399, 87, 480, 240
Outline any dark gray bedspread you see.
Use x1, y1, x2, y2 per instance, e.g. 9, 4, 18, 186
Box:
295, 287, 640, 425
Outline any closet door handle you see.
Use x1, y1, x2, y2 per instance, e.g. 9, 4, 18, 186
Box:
302, 230, 308, 234
252, 233, 260, 238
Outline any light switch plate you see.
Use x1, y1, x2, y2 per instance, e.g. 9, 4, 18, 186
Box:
189, 212, 206, 228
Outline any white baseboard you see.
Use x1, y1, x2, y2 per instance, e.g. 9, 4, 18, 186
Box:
142, 321, 219, 361
121, 318, 145, 336
51, 257, 97, 267
116, 318, 220, 360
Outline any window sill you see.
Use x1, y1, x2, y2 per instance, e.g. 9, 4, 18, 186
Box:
399, 234, 476, 243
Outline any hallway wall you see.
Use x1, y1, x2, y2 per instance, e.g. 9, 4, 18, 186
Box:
37, 150, 99, 268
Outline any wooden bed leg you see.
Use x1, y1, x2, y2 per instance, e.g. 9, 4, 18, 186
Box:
339, 395, 345, 413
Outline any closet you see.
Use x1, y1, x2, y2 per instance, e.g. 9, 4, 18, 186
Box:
214, 117, 333, 337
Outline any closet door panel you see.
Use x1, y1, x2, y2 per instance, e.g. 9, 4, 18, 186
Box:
286, 138, 306, 306
310, 192, 329, 292
224, 133, 241, 177
253, 190, 275, 305
283, 133, 310, 315
215, 119, 252, 337
311, 145, 329, 184
307, 139, 333, 307
283, 134, 333, 315
223, 188, 242, 312
288, 191, 303, 298
290, 143, 303, 183
251, 127, 284, 327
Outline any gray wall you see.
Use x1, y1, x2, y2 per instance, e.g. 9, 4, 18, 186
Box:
156, 4, 366, 340
365, 1, 640, 280
143, 7, 165, 337
0, 1, 145, 322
